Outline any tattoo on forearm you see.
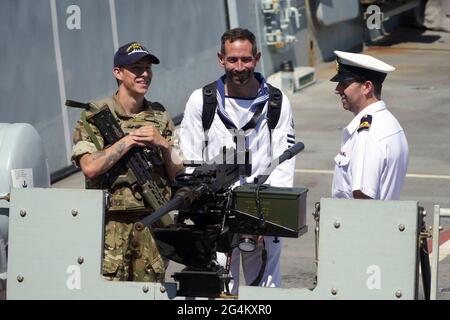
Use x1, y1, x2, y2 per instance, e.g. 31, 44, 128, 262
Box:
115, 141, 126, 154
103, 153, 119, 170
92, 150, 106, 160
100, 141, 126, 171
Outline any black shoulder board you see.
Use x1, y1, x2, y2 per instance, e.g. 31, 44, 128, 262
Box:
150, 101, 166, 112
357, 114, 372, 132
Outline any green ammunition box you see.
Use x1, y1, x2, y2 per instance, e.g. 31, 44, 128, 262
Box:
232, 185, 308, 237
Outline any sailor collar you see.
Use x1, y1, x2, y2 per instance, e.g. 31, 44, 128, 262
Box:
345, 100, 386, 135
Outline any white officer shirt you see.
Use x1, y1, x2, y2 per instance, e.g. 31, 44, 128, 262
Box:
332, 100, 408, 200
179, 88, 296, 187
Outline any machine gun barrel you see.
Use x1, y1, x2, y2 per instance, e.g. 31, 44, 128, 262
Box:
278, 142, 305, 163
136, 195, 184, 231
135, 185, 208, 230
255, 142, 305, 186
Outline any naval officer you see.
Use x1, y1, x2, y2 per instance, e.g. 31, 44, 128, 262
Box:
330, 50, 408, 200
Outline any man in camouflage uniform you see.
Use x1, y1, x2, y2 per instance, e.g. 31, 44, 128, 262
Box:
71, 42, 183, 282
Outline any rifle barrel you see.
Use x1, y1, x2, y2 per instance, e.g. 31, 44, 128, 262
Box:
65, 100, 90, 110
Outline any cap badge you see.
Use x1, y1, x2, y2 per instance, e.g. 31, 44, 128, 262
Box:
126, 42, 148, 55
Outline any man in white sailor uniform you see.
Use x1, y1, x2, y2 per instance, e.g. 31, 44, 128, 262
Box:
330, 50, 408, 200
179, 28, 296, 295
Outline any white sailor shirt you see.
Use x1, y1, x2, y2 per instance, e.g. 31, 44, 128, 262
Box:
179, 87, 296, 294
331, 101, 409, 200
179, 88, 296, 187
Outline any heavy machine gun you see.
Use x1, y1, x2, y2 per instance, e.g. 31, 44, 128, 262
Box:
136, 142, 308, 298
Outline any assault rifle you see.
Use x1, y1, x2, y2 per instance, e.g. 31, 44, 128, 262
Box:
66, 100, 172, 226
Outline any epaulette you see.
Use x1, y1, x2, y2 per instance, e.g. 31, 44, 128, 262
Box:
357, 114, 372, 132
149, 101, 166, 112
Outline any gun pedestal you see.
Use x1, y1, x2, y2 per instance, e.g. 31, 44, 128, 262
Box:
153, 224, 236, 298
172, 265, 231, 298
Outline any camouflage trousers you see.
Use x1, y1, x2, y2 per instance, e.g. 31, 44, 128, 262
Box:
102, 215, 168, 282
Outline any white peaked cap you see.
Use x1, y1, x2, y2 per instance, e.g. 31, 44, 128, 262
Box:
330, 50, 395, 83
334, 50, 395, 73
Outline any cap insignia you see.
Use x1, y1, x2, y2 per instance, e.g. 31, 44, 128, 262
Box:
126, 42, 148, 55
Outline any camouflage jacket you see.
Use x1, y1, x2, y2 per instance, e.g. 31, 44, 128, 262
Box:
71, 94, 177, 213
